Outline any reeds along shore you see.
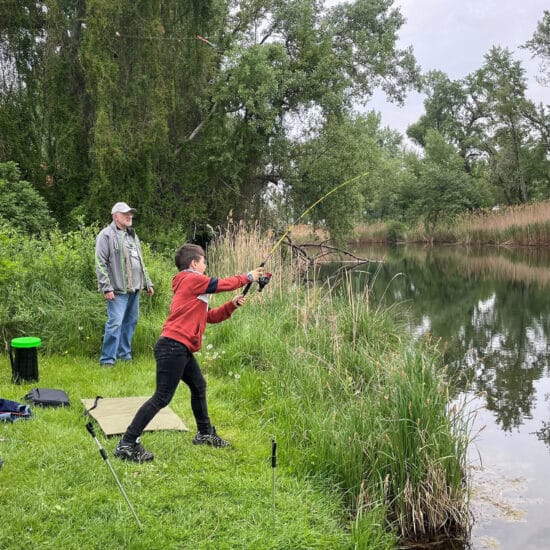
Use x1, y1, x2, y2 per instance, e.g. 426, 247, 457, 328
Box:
0, 221, 472, 547
354, 201, 550, 246
208, 224, 472, 546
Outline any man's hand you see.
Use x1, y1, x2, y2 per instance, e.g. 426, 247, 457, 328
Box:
104, 291, 115, 301
147, 286, 155, 297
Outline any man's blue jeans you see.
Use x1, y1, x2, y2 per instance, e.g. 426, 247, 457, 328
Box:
100, 292, 140, 364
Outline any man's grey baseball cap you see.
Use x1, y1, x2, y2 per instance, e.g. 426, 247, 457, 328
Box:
111, 202, 137, 214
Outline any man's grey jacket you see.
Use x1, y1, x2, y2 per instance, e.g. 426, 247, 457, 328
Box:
95, 221, 153, 294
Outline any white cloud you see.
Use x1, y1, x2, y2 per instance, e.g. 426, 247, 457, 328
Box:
367, 0, 549, 135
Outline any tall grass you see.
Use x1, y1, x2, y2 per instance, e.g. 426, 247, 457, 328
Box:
0, 224, 173, 355
354, 201, 550, 246
0, 221, 471, 546
206, 225, 471, 545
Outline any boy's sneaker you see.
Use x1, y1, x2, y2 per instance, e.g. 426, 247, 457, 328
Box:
192, 426, 230, 448
114, 437, 154, 462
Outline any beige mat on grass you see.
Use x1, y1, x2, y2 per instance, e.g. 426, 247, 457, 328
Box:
81, 396, 189, 436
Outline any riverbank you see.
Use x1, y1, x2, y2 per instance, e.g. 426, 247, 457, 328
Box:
351, 201, 550, 246
0, 223, 471, 548
346, 242, 550, 549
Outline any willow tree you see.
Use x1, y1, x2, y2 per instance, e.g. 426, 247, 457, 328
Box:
1, 0, 420, 238
0, 0, 220, 231
0, 0, 92, 225
80, 1, 222, 233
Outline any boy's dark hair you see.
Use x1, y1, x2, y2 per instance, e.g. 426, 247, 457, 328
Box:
175, 244, 206, 271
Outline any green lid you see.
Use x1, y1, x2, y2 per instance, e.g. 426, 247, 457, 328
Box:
11, 336, 42, 348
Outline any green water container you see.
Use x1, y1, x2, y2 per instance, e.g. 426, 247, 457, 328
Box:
9, 336, 41, 384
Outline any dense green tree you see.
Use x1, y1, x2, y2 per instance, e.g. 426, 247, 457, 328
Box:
80, 1, 223, 233
407, 71, 476, 163
407, 48, 550, 207
290, 113, 382, 239
468, 48, 534, 203
524, 9, 550, 85
0, 161, 56, 233
522, 10, 550, 180
0, 0, 91, 225
407, 130, 491, 228
0, 1, 46, 185
188, 0, 421, 233
0, 0, 420, 239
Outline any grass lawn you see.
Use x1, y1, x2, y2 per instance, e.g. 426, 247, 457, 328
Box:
0, 355, 351, 549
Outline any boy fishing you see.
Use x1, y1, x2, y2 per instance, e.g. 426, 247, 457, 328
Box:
114, 243, 263, 462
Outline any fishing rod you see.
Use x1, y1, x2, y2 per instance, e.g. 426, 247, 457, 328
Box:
242, 171, 369, 295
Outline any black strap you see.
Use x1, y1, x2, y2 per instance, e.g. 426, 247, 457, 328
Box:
83, 396, 103, 417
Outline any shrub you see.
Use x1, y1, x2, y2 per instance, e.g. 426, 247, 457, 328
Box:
0, 224, 173, 355
385, 220, 407, 243
0, 161, 56, 234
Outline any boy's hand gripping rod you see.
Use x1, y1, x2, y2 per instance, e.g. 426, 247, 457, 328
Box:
242, 171, 369, 296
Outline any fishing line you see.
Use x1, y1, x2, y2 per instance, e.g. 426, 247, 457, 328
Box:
267, 171, 369, 259
112, 31, 219, 49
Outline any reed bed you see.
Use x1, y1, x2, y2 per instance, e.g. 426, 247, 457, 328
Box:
462, 202, 550, 233
355, 201, 550, 246
0, 222, 471, 547
207, 225, 472, 546
454, 202, 550, 245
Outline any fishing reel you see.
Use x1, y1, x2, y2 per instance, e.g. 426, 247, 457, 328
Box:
257, 273, 272, 292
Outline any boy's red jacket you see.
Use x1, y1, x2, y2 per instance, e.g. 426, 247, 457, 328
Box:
160, 269, 250, 352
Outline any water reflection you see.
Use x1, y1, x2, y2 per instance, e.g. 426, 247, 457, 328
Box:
328, 244, 550, 439
318, 243, 550, 547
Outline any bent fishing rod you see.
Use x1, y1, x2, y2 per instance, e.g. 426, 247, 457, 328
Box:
242, 171, 369, 295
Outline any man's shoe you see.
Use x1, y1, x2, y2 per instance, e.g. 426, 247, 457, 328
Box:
114, 438, 154, 462
192, 426, 230, 448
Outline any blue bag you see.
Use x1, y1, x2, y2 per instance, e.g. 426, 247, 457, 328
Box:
0, 398, 32, 422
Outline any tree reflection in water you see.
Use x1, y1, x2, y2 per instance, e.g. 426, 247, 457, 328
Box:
329, 244, 550, 444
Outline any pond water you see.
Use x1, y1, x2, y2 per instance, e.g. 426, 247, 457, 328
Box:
339, 244, 550, 550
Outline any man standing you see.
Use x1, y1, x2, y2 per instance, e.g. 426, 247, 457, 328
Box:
95, 202, 154, 366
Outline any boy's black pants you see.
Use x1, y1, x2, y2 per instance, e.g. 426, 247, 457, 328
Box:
124, 337, 211, 442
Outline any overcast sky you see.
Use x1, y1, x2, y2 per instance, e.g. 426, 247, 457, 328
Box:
366, 0, 549, 137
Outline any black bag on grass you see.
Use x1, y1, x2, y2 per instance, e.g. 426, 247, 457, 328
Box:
24, 388, 70, 408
